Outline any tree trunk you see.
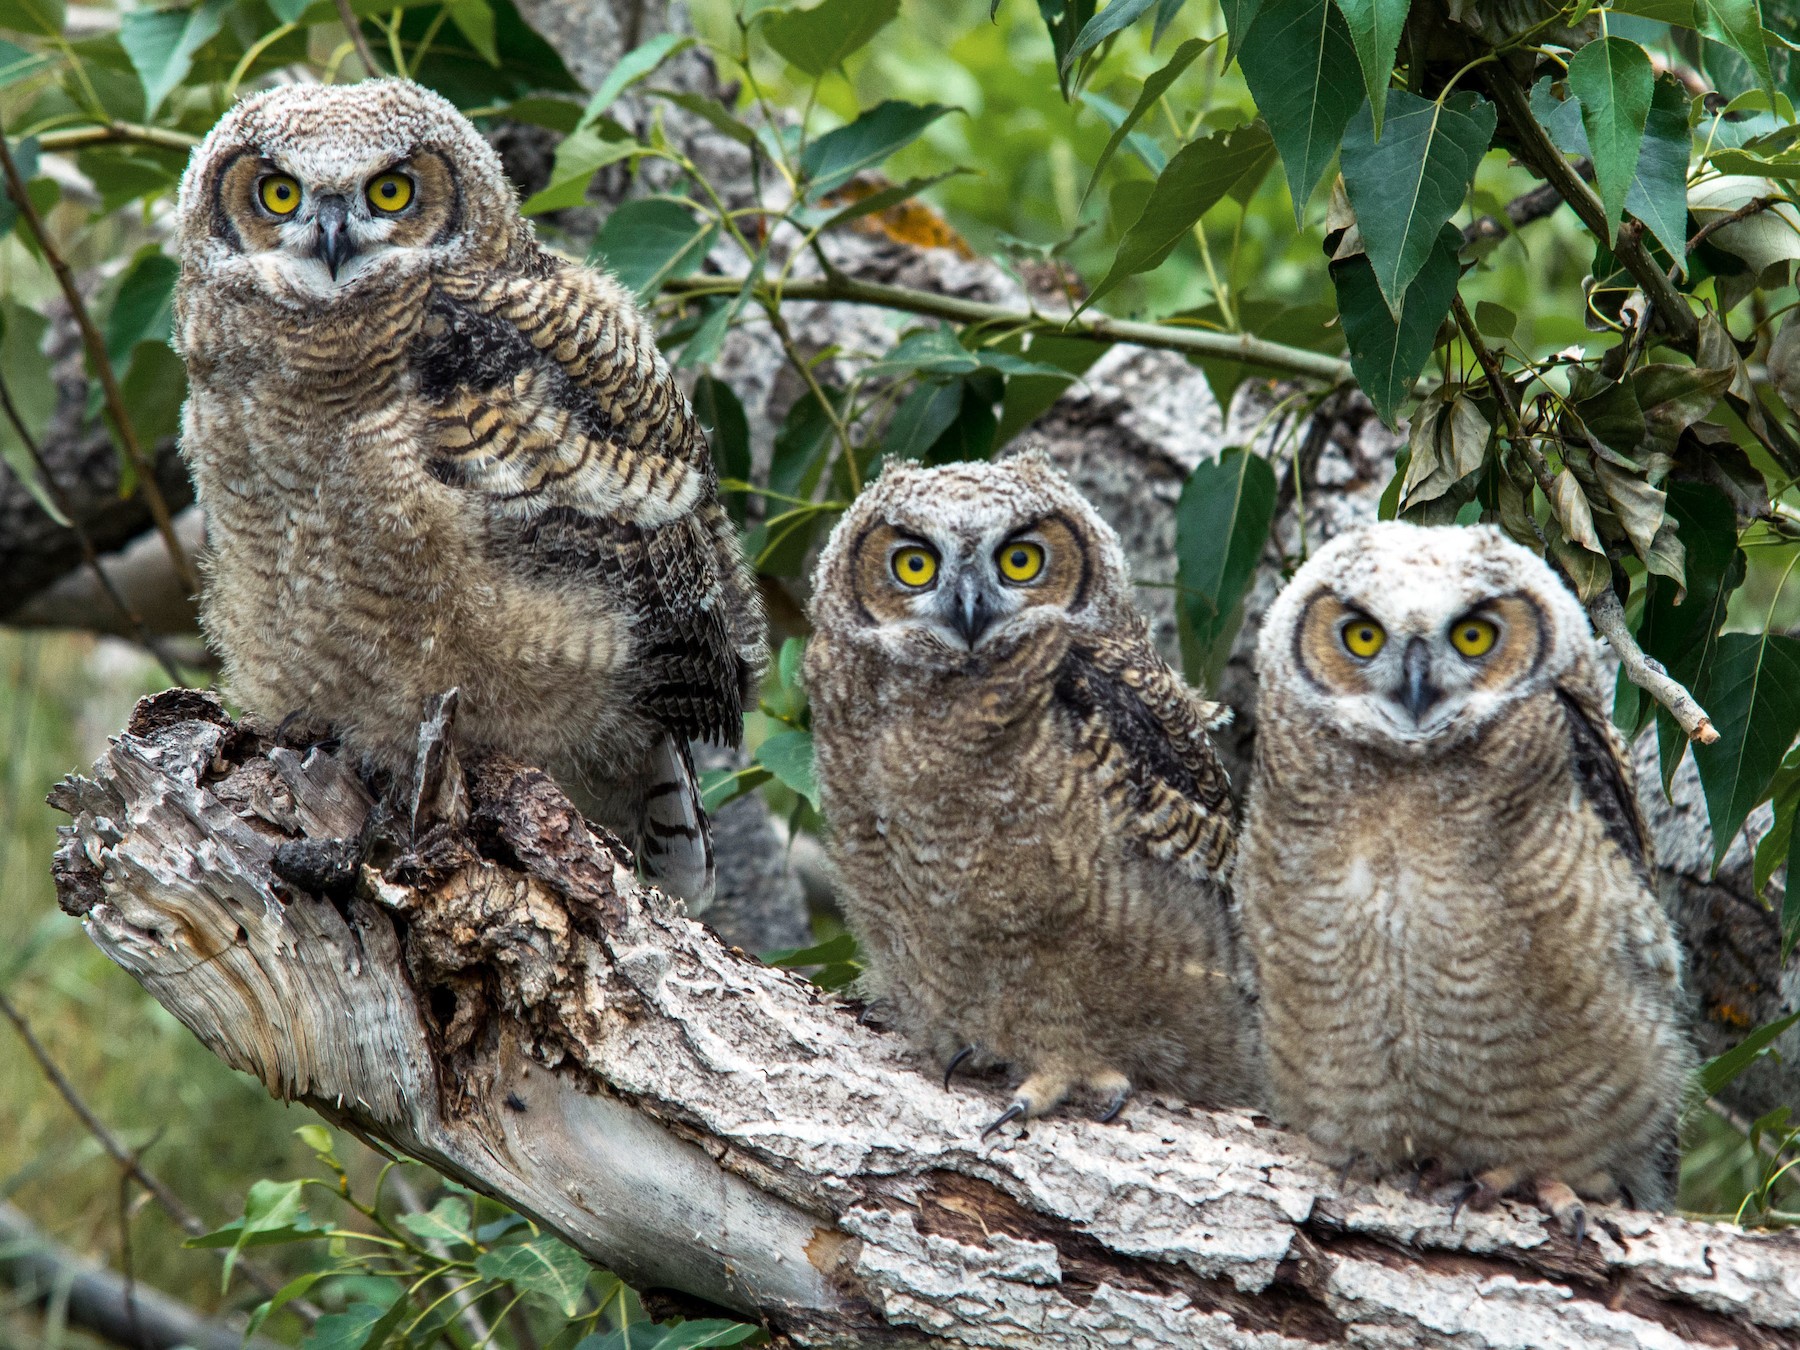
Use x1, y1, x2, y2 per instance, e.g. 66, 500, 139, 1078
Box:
49, 690, 1800, 1349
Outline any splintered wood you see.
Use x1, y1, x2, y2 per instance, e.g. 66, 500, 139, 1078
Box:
49, 691, 1800, 1348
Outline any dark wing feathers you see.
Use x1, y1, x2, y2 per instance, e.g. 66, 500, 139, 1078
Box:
410, 267, 763, 745
1555, 686, 1652, 875
1054, 630, 1235, 878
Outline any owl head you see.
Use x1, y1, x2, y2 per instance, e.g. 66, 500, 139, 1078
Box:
809, 451, 1133, 671
175, 80, 525, 302
1256, 522, 1597, 757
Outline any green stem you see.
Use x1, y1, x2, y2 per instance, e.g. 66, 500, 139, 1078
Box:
661, 274, 1352, 384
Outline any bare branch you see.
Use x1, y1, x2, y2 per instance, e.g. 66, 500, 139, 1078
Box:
1589, 587, 1719, 744
333, 0, 385, 76
0, 122, 199, 597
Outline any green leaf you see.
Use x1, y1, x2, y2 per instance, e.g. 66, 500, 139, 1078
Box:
475, 1237, 592, 1318
1174, 447, 1277, 685
1063, 0, 1158, 73
1333, 0, 1407, 137
650, 89, 760, 149
1339, 89, 1494, 316
1699, 1009, 1800, 1097
1788, 798, 1800, 962
118, 0, 230, 120
766, 931, 859, 968
1567, 36, 1654, 241
1689, 632, 1800, 868
884, 379, 965, 460
447, 0, 498, 65
864, 326, 1074, 381
581, 32, 693, 126
587, 199, 717, 303
105, 249, 176, 371
187, 1178, 330, 1293
0, 36, 49, 87
1474, 300, 1515, 339
1219, 0, 1261, 62
699, 765, 772, 813
799, 101, 954, 199
1083, 121, 1275, 309
577, 1319, 763, 1350
399, 1197, 472, 1247
1698, 0, 1772, 98
1330, 221, 1459, 424
303, 1298, 407, 1350
1033, 0, 1100, 93
0, 300, 62, 526
767, 385, 840, 503
756, 729, 817, 807
763, 0, 899, 76
520, 129, 647, 214
1080, 36, 1209, 207
693, 375, 751, 516
246, 1271, 329, 1339
1237, 0, 1363, 220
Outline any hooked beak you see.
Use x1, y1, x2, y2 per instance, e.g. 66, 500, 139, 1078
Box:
1399, 637, 1442, 723
950, 572, 993, 648
312, 195, 354, 279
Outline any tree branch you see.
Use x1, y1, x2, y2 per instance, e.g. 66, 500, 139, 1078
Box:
1588, 588, 1719, 744
0, 124, 198, 597
0, 1202, 282, 1350
46, 692, 1800, 1349
35, 123, 199, 155
662, 273, 1355, 385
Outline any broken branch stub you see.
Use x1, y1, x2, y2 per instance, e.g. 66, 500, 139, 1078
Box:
48, 691, 1800, 1347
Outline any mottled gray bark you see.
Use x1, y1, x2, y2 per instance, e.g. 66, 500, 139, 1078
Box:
49, 692, 1800, 1349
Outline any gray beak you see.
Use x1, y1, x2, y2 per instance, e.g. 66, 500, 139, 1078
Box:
950, 572, 992, 648
312, 194, 354, 278
1400, 637, 1441, 723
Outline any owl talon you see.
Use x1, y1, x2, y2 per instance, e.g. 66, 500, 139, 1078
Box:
1096, 1088, 1131, 1124
944, 1047, 975, 1092
981, 1103, 1026, 1140
1446, 1180, 1479, 1228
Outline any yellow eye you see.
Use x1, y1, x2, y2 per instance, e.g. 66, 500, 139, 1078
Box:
1342, 618, 1386, 659
892, 546, 937, 588
1451, 618, 1498, 658
367, 172, 414, 212
997, 540, 1045, 583
259, 174, 301, 215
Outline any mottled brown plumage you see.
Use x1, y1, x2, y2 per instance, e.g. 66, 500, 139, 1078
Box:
1238, 523, 1692, 1226
805, 454, 1255, 1125
173, 80, 764, 903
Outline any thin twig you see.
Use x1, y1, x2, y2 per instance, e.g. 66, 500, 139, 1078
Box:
1687, 195, 1780, 257
1461, 161, 1593, 249
36, 123, 199, 155
334, 0, 385, 77
1485, 72, 1699, 349
0, 371, 186, 686
0, 122, 199, 597
665, 274, 1354, 385
0, 990, 318, 1322
1588, 587, 1718, 744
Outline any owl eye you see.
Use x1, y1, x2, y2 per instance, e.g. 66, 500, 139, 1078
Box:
367, 171, 415, 212
1451, 618, 1498, 658
892, 546, 938, 588
997, 540, 1045, 584
1341, 618, 1386, 659
258, 174, 301, 216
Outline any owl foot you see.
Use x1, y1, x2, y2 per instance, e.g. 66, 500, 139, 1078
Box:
1096, 1086, 1132, 1124
944, 1047, 975, 1091
980, 1103, 1026, 1140
1443, 1168, 1590, 1244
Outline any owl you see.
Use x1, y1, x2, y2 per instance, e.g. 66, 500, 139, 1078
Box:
1237, 522, 1692, 1231
805, 453, 1256, 1128
172, 80, 765, 904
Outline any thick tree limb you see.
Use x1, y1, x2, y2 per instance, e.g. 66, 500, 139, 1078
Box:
48, 690, 1800, 1349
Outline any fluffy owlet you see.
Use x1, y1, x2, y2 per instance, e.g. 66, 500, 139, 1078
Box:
1238, 522, 1692, 1229
172, 80, 765, 903
805, 453, 1256, 1128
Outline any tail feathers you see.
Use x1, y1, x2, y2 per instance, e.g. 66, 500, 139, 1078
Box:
636, 734, 715, 911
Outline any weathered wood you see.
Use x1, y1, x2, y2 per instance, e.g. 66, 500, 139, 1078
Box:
50, 690, 1800, 1349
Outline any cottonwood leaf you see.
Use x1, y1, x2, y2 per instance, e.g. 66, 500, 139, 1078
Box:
399, 1197, 472, 1247
800, 101, 953, 199
105, 248, 177, 370
756, 729, 818, 807
1174, 447, 1276, 685
1698, 0, 1772, 99
1219, 0, 1261, 61
1548, 468, 1602, 553
763, 0, 899, 76
587, 199, 716, 302
1568, 36, 1654, 241
1080, 36, 1210, 207
1083, 121, 1275, 308
119, 0, 230, 120
1340, 89, 1494, 316
580, 32, 693, 125
1237, 0, 1363, 219
475, 1237, 592, 1317
1330, 221, 1459, 425
1063, 0, 1159, 73
1401, 386, 1489, 508
1700, 1010, 1800, 1097
1689, 632, 1800, 869
1333, 0, 1407, 137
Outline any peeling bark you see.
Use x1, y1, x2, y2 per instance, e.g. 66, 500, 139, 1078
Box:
50, 691, 1800, 1349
